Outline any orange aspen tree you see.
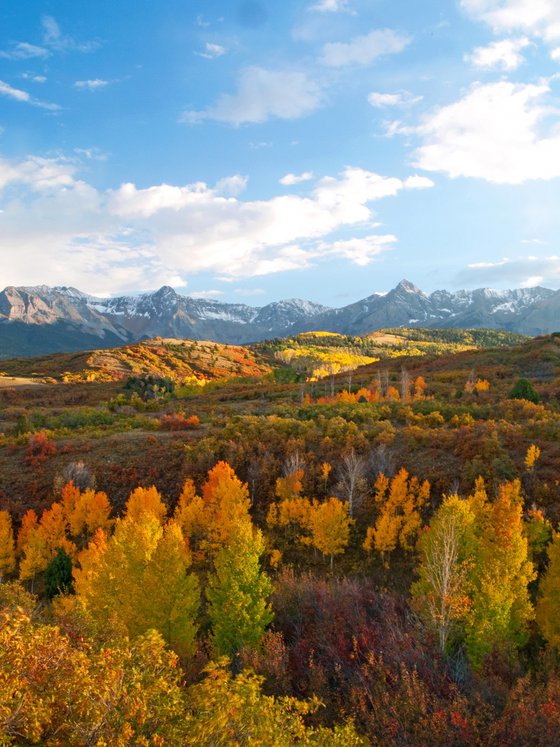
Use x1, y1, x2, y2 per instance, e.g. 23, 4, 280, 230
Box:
0, 510, 16, 579
364, 469, 429, 567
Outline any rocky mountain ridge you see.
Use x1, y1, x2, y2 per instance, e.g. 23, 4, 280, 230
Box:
1, 280, 559, 358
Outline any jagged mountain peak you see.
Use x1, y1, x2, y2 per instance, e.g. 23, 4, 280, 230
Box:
394, 278, 424, 294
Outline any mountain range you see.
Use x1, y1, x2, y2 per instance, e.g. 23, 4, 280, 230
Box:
1, 280, 559, 358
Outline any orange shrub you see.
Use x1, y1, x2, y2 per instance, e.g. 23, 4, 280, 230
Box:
159, 413, 201, 431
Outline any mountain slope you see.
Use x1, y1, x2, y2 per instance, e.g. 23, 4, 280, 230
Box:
0, 338, 272, 383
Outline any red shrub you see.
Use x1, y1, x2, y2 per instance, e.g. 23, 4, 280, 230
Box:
24, 432, 57, 468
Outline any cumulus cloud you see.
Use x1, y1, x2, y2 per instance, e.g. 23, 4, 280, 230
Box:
313, 234, 397, 265
280, 171, 314, 185
457, 255, 560, 287
406, 80, 560, 184
465, 37, 531, 69
461, 0, 560, 43
0, 154, 432, 292
368, 90, 423, 108
182, 67, 323, 125
320, 29, 410, 67
0, 155, 76, 191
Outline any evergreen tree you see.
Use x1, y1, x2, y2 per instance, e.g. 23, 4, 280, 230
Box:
45, 548, 73, 599
509, 377, 540, 404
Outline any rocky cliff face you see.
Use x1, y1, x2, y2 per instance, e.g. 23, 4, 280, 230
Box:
1, 280, 559, 358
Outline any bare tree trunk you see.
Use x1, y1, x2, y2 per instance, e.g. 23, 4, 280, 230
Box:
336, 449, 367, 518
423, 510, 465, 652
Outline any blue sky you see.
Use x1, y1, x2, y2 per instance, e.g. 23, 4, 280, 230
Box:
2, 0, 560, 304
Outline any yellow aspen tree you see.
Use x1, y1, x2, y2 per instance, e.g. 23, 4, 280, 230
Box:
536, 529, 560, 649
74, 512, 199, 657
141, 520, 200, 659
525, 505, 552, 565
61, 481, 81, 523
413, 376, 427, 399
200, 461, 252, 552
73, 527, 108, 601
465, 479, 535, 668
65, 485, 112, 541
399, 474, 430, 550
19, 503, 75, 582
0, 510, 16, 579
174, 478, 207, 560
124, 485, 167, 524
364, 469, 429, 567
267, 496, 314, 549
308, 497, 352, 570
17, 509, 38, 557
525, 443, 541, 471
474, 378, 490, 393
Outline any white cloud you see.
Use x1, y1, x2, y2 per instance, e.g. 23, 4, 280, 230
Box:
403, 175, 435, 189
551, 47, 560, 61
314, 234, 396, 265
189, 289, 224, 298
368, 90, 423, 108
0, 42, 49, 60
74, 147, 108, 161
0, 155, 76, 191
320, 29, 410, 67
457, 255, 560, 288
22, 73, 47, 83
0, 155, 432, 291
461, 0, 560, 43
74, 79, 109, 91
520, 275, 544, 287
214, 174, 248, 196
310, 0, 351, 12
0, 79, 59, 110
0, 80, 30, 103
181, 67, 323, 125
408, 80, 560, 184
465, 37, 531, 70
280, 171, 314, 185
41, 15, 98, 53
196, 42, 227, 59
